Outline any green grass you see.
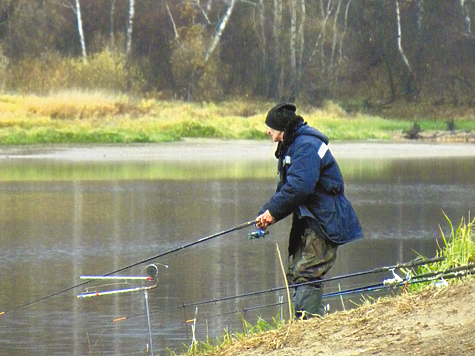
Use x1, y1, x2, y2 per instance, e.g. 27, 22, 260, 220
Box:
408, 212, 475, 292
167, 314, 285, 356
1, 93, 474, 145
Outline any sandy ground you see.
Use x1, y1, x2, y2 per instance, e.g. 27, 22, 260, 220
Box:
207, 279, 475, 356
1, 139, 475, 161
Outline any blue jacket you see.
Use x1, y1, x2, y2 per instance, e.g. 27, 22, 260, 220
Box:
261, 122, 363, 245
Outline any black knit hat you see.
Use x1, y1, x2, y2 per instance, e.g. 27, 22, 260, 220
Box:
265, 103, 297, 131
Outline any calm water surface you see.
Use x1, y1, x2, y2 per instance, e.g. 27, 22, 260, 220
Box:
1, 143, 475, 355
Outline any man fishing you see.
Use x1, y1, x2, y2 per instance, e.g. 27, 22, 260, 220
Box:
256, 103, 363, 318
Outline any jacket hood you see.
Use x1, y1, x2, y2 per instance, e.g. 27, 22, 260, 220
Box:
293, 123, 329, 145
276, 122, 329, 158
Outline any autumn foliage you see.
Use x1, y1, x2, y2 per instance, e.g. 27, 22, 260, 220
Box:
0, 0, 474, 108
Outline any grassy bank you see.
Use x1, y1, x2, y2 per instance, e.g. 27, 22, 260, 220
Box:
2, 92, 475, 145
170, 214, 475, 356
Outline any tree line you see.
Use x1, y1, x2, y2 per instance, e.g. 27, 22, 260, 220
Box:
0, 0, 474, 106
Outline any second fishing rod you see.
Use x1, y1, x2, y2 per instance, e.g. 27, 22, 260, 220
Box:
110, 255, 445, 322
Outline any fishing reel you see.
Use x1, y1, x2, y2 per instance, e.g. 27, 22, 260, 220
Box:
248, 228, 269, 239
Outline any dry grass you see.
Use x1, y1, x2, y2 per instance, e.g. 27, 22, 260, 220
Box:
1, 92, 475, 145
190, 278, 475, 356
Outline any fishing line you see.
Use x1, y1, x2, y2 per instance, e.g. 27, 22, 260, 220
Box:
0, 220, 257, 316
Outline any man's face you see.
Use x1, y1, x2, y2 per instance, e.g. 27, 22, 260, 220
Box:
267, 127, 284, 142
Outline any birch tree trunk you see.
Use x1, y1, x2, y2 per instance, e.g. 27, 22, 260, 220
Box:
396, 0, 417, 101
329, 0, 342, 94
414, 0, 424, 54
110, 0, 116, 46
272, 0, 283, 98
297, 0, 305, 93
377, 1, 396, 103
206, 0, 213, 13
258, 0, 268, 96
310, 0, 332, 72
75, 0, 87, 62
166, 1, 179, 40
459, 0, 472, 35
204, 0, 235, 62
335, 0, 352, 94
289, 0, 297, 100
395, 0, 412, 73
414, 0, 424, 80
415, 0, 423, 34
126, 0, 135, 57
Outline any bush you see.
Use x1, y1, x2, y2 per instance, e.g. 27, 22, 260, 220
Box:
6, 49, 148, 94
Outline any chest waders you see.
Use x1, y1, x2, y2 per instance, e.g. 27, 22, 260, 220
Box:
288, 217, 338, 318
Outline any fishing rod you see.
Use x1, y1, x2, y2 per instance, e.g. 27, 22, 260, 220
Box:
110, 256, 444, 322
399, 263, 475, 284
113, 262, 473, 326
107, 264, 475, 352
321, 255, 445, 285
324, 263, 475, 299
0, 220, 257, 316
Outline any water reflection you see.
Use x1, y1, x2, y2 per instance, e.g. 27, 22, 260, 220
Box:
0, 152, 474, 355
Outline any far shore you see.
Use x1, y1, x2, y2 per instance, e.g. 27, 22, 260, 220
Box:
1, 139, 475, 162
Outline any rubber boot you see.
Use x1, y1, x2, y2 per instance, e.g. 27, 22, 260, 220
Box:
292, 285, 323, 319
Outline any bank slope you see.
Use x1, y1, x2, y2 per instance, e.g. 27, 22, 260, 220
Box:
198, 279, 475, 356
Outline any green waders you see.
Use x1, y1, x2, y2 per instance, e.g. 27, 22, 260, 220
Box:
288, 219, 338, 319
292, 284, 324, 318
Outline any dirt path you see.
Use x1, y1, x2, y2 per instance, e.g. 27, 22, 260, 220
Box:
210, 279, 475, 356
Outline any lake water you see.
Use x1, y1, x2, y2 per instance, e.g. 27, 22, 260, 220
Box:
1, 142, 474, 355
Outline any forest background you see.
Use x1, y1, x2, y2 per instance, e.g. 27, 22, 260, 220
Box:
0, 0, 475, 144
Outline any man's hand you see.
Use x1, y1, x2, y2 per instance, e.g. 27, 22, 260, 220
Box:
256, 210, 275, 230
